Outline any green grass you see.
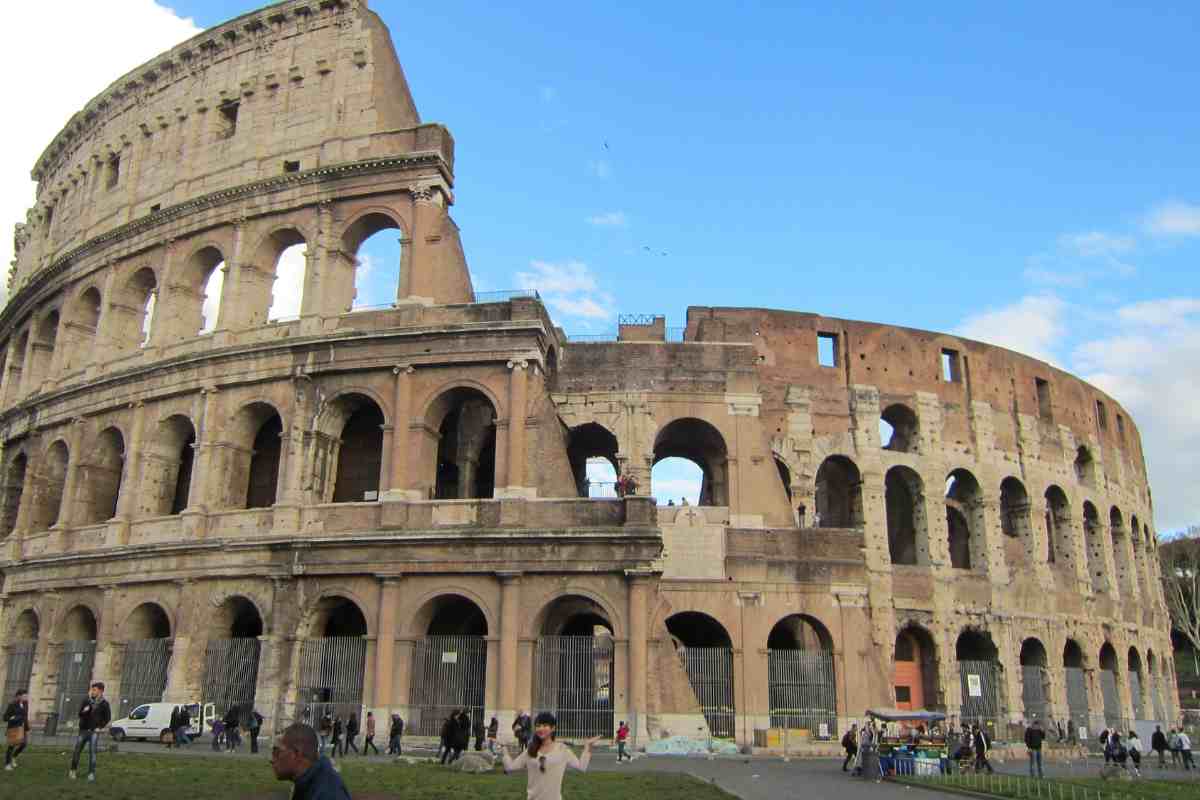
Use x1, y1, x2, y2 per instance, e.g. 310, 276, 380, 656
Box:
0, 747, 733, 800
897, 771, 1198, 800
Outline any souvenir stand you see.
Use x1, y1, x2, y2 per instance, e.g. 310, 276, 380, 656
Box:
867, 708, 950, 776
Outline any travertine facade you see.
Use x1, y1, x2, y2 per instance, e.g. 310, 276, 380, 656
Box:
0, 0, 1179, 746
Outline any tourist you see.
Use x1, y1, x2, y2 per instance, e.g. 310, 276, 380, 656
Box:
502, 711, 600, 800
225, 705, 243, 751
617, 720, 631, 763
319, 713, 333, 757
270, 723, 351, 800
857, 721, 879, 781
176, 704, 192, 747
841, 723, 858, 771
474, 712, 485, 751
1152, 725, 1168, 767
1099, 728, 1111, 763
439, 711, 458, 764
513, 710, 532, 749
249, 708, 263, 754
387, 714, 403, 755
363, 711, 379, 755
1127, 730, 1143, 777
211, 717, 226, 751
797, 503, 806, 527
1168, 728, 1182, 767
68, 681, 111, 782
1108, 732, 1128, 773
487, 715, 499, 754
1179, 728, 1194, 770
167, 706, 180, 749
331, 716, 343, 761
455, 709, 471, 761
1024, 719, 1045, 778
344, 713, 360, 756
4, 689, 30, 770
972, 724, 994, 774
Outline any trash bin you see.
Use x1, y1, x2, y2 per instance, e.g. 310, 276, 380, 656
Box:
45, 711, 60, 737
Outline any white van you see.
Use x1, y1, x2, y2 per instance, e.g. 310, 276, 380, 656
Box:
110, 702, 214, 742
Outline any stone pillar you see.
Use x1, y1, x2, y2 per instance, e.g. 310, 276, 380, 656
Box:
91, 587, 120, 697
499, 360, 530, 498
395, 234, 413, 303
383, 365, 417, 500
182, 387, 220, 537
274, 377, 311, 533
400, 187, 436, 304
393, 639, 415, 718
497, 572, 521, 738
373, 578, 401, 708
626, 571, 652, 743
108, 401, 146, 546
56, 418, 87, 530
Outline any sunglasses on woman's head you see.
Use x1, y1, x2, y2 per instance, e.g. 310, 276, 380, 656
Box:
538, 755, 546, 772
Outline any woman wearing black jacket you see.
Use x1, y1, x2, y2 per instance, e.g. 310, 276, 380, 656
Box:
3, 689, 30, 769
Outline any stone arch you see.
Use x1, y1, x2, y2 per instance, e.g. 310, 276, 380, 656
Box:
421, 386, 497, 500
0, 450, 29, 538
225, 401, 284, 509
773, 453, 793, 504
1044, 485, 1071, 566
880, 403, 919, 453
110, 266, 159, 352
1127, 646, 1145, 720
140, 414, 196, 517
885, 465, 926, 565
407, 588, 495, 638
814, 455, 863, 527
1109, 506, 1136, 597
208, 595, 265, 639
768, 613, 833, 651
302, 594, 370, 638
407, 591, 488, 736
666, 611, 733, 649
567, 422, 619, 498
340, 207, 409, 253
28, 308, 61, 387
314, 392, 386, 504
79, 426, 125, 525
653, 418, 729, 507
57, 604, 99, 642
530, 592, 618, 737
528, 590, 623, 639
61, 285, 103, 373
955, 628, 1004, 726
175, 244, 227, 337
11, 608, 39, 641
999, 476, 1034, 568
945, 468, 985, 570
1098, 641, 1121, 727
121, 602, 172, 640
893, 624, 939, 711
340, 209, 406, 313
1074, 445, 1097, 487
665, 611, 736, 737
30, 439, 70, 531
1082, 501, 1108, 592
247, 225, 311, 324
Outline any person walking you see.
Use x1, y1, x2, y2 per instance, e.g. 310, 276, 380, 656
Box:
1152, 725, 1167, 768
1100, 728, 1111, 764
248, 708, 263, 754
1024, 719, 1045, 778
68, 681, 111, 782
454, 709, 471, 761
387, 713, 403, 756
841, 723, 858, 772
1127, 730, 1143, 777
319, 713, 333, 757
502, 711, 601, 800
270, 723, 351, 800
513, 710, 531, 749
616, 720, 631, 763
224, 705, 242, 752
1180, 729, 1194, 770
4, 689, 30, 770
167, 706, 180, 749
439, 712, 457, 764
1168, 728, 1182, 768
474, 713, 485, 751
331, 716, 343, 762
344, 713, 359, 756
972, 724, 995, 774
176, 705, 192, 746
857, 721, 879, 781
363, 711, 379, 755
211, 717, 225, 751
487, 715, 499, 755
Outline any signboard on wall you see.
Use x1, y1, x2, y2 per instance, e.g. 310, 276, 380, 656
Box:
442, 652, 458, 664
967, 674, 982, 697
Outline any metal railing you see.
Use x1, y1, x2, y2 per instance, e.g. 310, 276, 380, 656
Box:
118, 638, 171, 715
473, 289, 539, 303
2, 641, 34, 704
535, 636, 615, 738
566, 333, 617, 342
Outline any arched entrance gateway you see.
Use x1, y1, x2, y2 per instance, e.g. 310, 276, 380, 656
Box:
1063, 640, 1089, 732
117, 603, 172, 717
3, 610, 38, 702
665, 612, 735, 738
56, 606, 98, 730
893, 625, 939, 712
768, 615, 837, 735
1019, 638, 1049, 721
533, 595, 615, 738
296, 597, 369, 725
202, 596, 263, 724
409, 595, 488, 735
1098, 643, 1121, 729
956, 630, 1004, 730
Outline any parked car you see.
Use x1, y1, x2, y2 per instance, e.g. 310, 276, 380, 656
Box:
110, 702, 215, 742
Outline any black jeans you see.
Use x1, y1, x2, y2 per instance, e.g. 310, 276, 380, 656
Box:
365, 735, 379, 755
343, 735, 358, 755
388, 735, 401, 755
842, 746, 857, 770
5, 740, 26, 765
249, 729, 259, 754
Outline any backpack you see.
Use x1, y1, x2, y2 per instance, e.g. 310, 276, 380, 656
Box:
842, 731, 854, 748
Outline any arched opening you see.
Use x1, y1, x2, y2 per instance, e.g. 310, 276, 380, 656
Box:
118, 603, 173, 716
566, 423, 618, 498
262, 230, 308, 323
814, 455, 863, 528
202, 596, 262, 724
666, 612, 735, 738
3, 610, 38, 704
424, 388, 496, 500
1098, 643, 1121, 728
1110, 507, 1135, 597
768, 615, 836, 735
342, 214, 402, 311
80, 427, 124, 525
946, 469, 985, 570
1127, 647, 1145, 721
55, 606, 98, 729
1130, 514, 1146, 599
1074, 446, 1097, 487
226, 403, 283, 509
326, 395, 385, 503
298, 597, 369, 726
110, 267, 158, 352
29, 310, 60, 387
31, 440, 69, 531
880, 403, 919, 452
409, 595, 488, 736
893, 625, 939, 712
140, 415, 195, 517
651, 457, 702, 506
63, 288, 102, 373
1147, 649, 1166, 722
1019, 638, 1049, 721
1083, 501, 1109, 593
885, 465, 925, 565
534, 595, 615, 737
774, 455, 792, 504
1000, 478, 1033, 571
1063, 640, 1089, 730
1044, 486, 1072, 566
956, 630, 1003, 730
653, 419, 729, 506
6, 330, 29, 402
189, 248, 227, 335
0, 452, 28, 539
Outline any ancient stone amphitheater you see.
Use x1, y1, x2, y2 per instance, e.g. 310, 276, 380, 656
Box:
0, 0, 1180, 747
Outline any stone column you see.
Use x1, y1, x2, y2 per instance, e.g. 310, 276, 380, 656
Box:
500, 360, 529, 498
56, 418, 87, 531
393, 638, 415, 718
626, 571, 652, 743
400, 187, 436, 304
91, 587, 120, 697
373, 578, 401, 708
274, 377, 311, 533
182, 387, 220, 537
395, 234, 413, 303
108, 401, 146, 546
497, 572, 521, 738
383, 365, 416, 500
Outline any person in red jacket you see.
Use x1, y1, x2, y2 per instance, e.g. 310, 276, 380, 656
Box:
616, 721, 631, 762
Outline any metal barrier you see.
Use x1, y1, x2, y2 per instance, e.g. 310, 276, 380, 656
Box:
296, 636, 367, 728
202, 638, 261, 723
1065, 667, 1090, 730
1099, 669, 1120, 728
958, 659, 1003, 730
2, 640, 35, 702
408, 635, 486, 737
1129, 671, 1145, 720
535, 636, 615, 738
1021, 665, 1049, 720
117, 638, 172, 715
768, 649, 837, 737
473, 290, 540, 303
55, 640, 97, 731
676, 646, 735, 738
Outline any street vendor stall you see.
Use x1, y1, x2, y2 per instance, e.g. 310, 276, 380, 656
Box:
866, 708, 949, 776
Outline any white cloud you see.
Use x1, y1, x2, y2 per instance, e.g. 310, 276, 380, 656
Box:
1116, 297, 1200, 326
514, 259, 614, 325
586, 211, 627, 227
955, 294, 1066, 366
547, 295, 613, 320
268, 244, 307, 320
587, 159, 612, 179
1024, 230, 1136, 288
0, 2, 202, 301
1057, 231, 1135, 258
1143, 201, 1200, 237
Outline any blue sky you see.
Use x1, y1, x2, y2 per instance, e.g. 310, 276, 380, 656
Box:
4, 2, 1199, 530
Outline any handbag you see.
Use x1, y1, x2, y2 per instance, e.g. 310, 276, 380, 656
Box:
6, 727, 25, 746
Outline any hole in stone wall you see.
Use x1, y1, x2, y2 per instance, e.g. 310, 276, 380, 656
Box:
817, 332, 838, 367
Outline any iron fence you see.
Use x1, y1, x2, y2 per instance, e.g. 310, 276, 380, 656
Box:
1065, 666, 1090, 734
2, 641, 35, 703
117, 639, 172, 716
768, 649, 837, 737
408, 635, 487, 736
675, 646, 735, 738
1129, 671, 1145, 720
1099, 669, 1120, 728
534, 636, 615, 738
55, 640, 97, 731
473, 290, 539, 303
295, 636, 367, 730
1151, 675, 1166, 722
958, 659, 1003, 730
1020, 665, 1049, 720
202, 638, 261, 722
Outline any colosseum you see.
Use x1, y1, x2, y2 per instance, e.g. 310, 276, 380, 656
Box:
0, 0, 1181, 748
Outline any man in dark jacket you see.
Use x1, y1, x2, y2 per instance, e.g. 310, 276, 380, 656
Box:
176, 705, 192, 746
271, 723, 352, 800
167, 706, 180, 749
224, 705, 242, 751
972, 724, 994, 774
439, 712, 457, 764
1024, 720, 1045, 778
388, 714, 403, 755
248, 708, 263, 754
69, 681, 111, 782
343, 713, 359, 756
454, 710, 471, 761
841, 723, 858, 771
473, 713, 485, 751
1152, 725, 1168, 768
4, 689, 30, 769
